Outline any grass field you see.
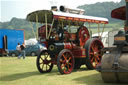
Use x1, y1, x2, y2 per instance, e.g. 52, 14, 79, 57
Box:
0, 57, 127, 85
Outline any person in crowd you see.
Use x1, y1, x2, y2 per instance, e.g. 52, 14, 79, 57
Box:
16, 43, 21, 59
19, 43, 26, 59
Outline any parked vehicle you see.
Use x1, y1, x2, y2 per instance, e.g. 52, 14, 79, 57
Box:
0, 29, 24, 56
9, 44, 46, 56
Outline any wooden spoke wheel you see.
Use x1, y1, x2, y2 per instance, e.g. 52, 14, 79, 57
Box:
36, 50, 53, 73
77, 26, 90, 46
85, 38, 104, 69
57, 49, 74, 74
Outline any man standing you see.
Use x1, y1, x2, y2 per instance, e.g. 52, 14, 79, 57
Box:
16, 43, 21, 59
20, 43, 26, 59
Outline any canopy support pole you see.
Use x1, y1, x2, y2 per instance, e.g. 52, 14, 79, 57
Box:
98, 23, 100, 37
48, 18, 55, 39
29, 22, 37, 39
36, 13, 39, 40
101, 24, 106, 37
88, 22, 92, 37
68, 21, 71, 32
62, 20, 64, 29
45, 13, 48, 39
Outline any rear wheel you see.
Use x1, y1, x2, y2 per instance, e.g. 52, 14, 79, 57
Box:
57, 49, 74, 74
36, 50, 53, 73
31, 52, 36, 56
85, 38, 104, 69
12, 53, 16, 57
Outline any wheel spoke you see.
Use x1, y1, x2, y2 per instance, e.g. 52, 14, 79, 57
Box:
68, 57, 71, 61
39, 62, 43, 65
95, 57, 98, 65
69, 63, 72, 66
66, 64, 69, 71
62, 54, 67, 61
96, 55, 100, 61
91, 46, 95, 51
46, 65, 48, 71
91, 57, 94, 63
42, 64, 44, 70
40, 57, 44, 61
61, 64, 65, 68
45, 54, 49, 59
48, 64, 51, 67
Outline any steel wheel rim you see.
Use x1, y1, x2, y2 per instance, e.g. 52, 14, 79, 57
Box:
59, 52, 74, 74
39, 51, 52, 72
89, 40, 103, 68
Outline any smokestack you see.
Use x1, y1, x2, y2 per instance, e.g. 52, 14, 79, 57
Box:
51, 6, 58, 11
125, 0, 128, 42
126, 0, 128, 26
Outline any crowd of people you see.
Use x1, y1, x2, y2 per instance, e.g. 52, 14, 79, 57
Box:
16, 43, 26, 59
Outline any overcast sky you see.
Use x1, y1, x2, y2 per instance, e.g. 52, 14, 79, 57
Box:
1, 0, 121, 22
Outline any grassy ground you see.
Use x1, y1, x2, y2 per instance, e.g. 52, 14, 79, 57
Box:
0, 57, 127, 85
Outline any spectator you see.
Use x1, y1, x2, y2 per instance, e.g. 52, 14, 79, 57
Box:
19, 43, 26, 59
16, 43, 21, 59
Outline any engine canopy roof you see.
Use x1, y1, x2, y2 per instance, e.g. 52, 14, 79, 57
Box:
26, 10, 108, 25
111, 6, 126, 20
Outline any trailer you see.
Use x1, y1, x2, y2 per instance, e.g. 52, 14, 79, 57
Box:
0, 29, 24, 56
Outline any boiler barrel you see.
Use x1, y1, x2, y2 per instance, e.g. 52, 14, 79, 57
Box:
100, 53, 128, 83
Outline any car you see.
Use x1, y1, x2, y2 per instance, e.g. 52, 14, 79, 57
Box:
9, 44, 47, 57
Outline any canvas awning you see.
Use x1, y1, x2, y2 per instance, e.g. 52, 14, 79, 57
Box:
26, 10, 108, 24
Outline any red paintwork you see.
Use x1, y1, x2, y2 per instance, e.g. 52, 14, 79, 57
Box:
88, 39, 104, 68
72, 47, 86, 58
0, 49, 6, 55
78, 26, 90, 46
59, 50, 74, 74
111, 6, 126, 20
53, 15, 108, 24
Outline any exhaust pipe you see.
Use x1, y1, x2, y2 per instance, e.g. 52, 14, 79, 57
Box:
60, 6, 67, 12
125, 0, 128, 42
59, 5, 85, 14
126, 0, 128, 26
51, 6, 58, 11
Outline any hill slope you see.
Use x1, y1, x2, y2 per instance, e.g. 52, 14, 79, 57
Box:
78, 0, 125, 22
0, 0, 125, 39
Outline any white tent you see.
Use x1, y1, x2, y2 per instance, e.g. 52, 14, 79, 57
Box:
25, 38, 38, 45
92, 32, 108, 47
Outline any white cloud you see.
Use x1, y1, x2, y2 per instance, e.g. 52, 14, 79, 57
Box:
1, 0, 121, 22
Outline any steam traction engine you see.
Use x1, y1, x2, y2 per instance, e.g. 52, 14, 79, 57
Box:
26, 6, 108, 74
97, 0, 128, 83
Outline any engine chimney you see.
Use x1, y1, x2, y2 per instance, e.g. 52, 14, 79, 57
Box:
125, 0, 128, 42
126, 0, 128, 26
60, 6, 67, 12
125, 0, 128, 31
51, 6, 58, 11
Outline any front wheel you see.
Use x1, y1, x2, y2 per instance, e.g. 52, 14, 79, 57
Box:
85, 38, 104, 69
57, 49, 74, 74
36, 50, 53, 73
